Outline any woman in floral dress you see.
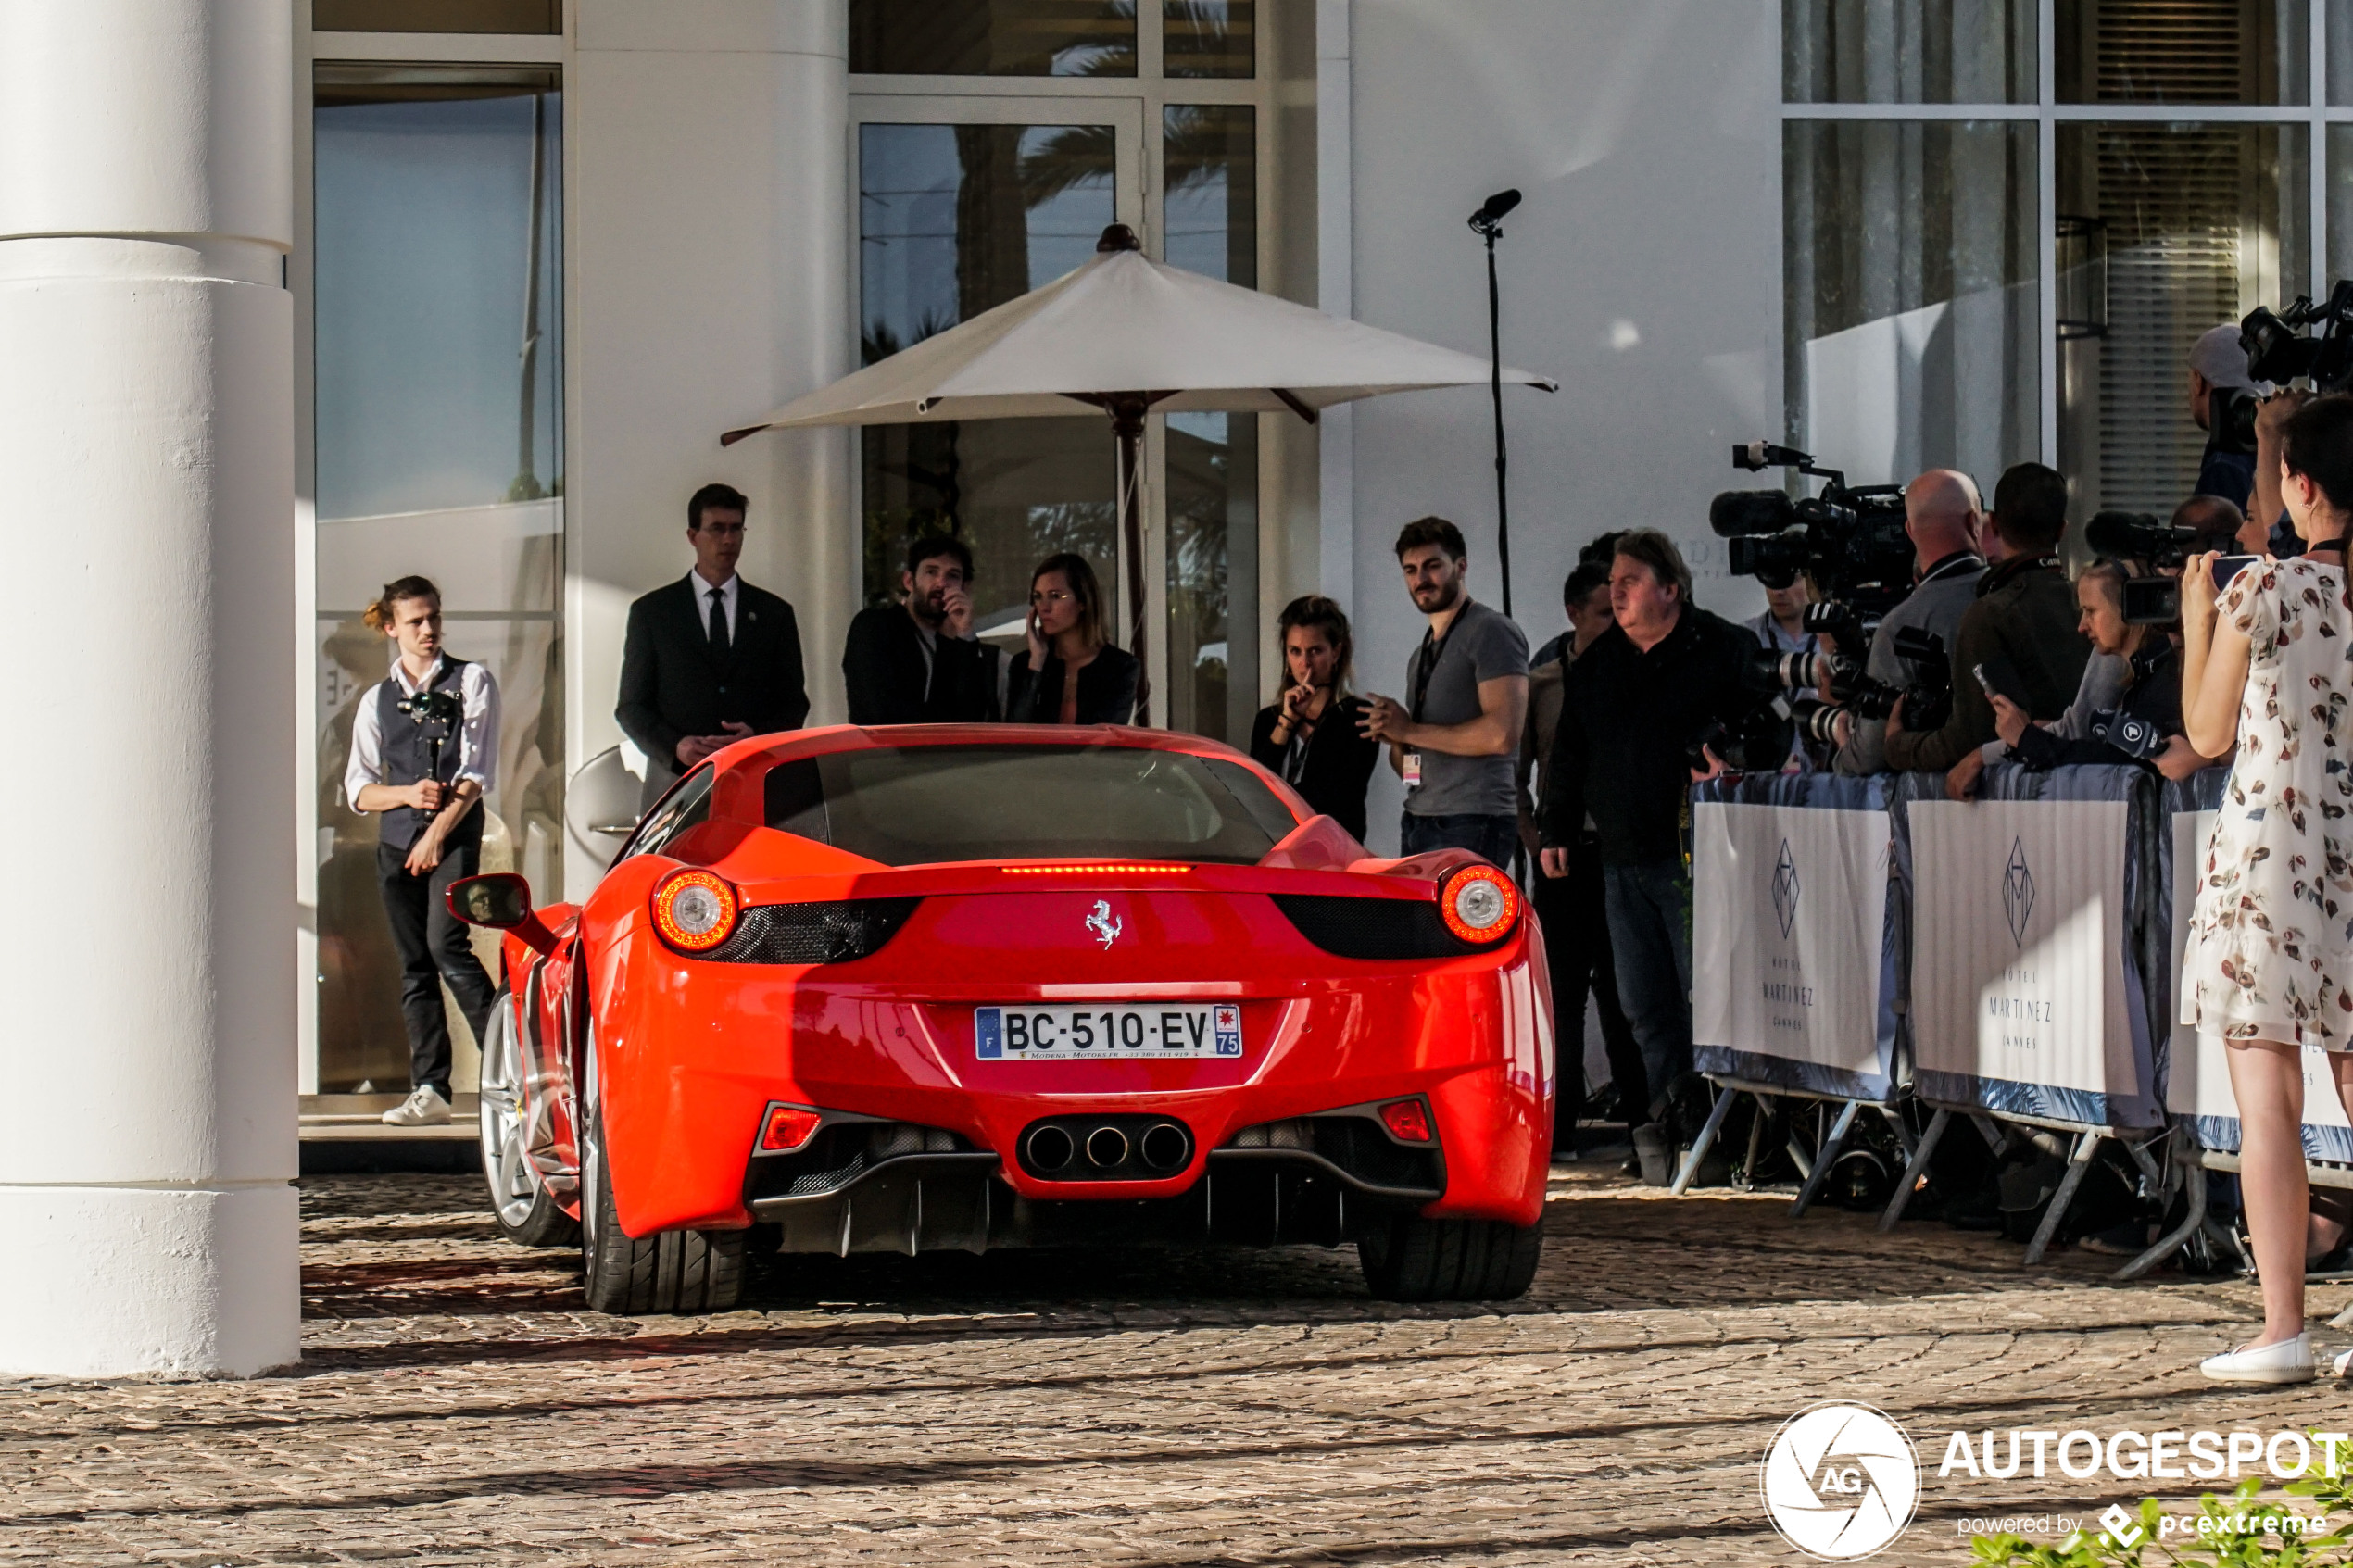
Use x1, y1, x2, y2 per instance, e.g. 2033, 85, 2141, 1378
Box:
2182, 393, 2353, 1383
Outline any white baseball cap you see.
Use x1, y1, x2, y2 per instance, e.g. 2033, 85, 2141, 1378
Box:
2191, 322, 2264, 393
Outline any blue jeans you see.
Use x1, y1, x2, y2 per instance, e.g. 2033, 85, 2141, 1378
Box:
1602, 859, 1692, 1121
1399, 811, 1519, 866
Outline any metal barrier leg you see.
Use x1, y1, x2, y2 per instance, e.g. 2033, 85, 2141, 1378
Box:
2116, 1147, 2204, 1281
1792, 1100, 1861, 1219
1878, 1107, 1950, 1233
1736, 1093, 1769, 1192
1670, 1087, 1740, 1196
2023, 1130, 2100, 1266
1875, 1103, 1917, 1160
1970, 1113, 2009, 1155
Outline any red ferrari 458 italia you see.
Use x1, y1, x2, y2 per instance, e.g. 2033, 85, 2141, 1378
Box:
448, 724, 1552, 1314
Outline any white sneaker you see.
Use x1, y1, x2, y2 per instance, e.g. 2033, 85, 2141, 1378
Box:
2200, 1332, 2315, 1384
2332, 1348, 2353, 1378
381, 1085, 452, 1127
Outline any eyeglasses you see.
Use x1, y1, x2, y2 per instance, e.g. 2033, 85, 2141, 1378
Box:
697, 522, 749, 539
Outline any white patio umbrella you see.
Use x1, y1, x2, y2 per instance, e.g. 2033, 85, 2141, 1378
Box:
723, 225, 1556, 723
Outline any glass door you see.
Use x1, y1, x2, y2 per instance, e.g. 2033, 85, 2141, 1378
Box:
852, 96, 1146, 685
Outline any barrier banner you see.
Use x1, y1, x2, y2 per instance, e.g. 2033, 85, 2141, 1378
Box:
1691, 772, 1897, 1102
2161, 770, 2353, 1161
1907, 764, 2161, 1128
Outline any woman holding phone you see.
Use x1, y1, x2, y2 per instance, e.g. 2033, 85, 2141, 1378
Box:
1006, 553, 1139, 725
2180, 393, 2353, 1383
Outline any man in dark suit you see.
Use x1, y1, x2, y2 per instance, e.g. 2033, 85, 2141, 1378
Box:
616, 482, 809, 809
842, 534, 999, 725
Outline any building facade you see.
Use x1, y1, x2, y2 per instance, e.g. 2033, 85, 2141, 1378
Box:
294, 0, 2345, 1098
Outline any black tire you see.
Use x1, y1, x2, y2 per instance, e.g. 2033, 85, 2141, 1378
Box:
1358, 1210, 1543, 1302
478, 987, 581, 1249
579, 1107, 745, 1315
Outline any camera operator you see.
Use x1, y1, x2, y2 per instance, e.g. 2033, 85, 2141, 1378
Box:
2171, 493, 2253, 557
1829, 470, 1986, 775
1949, 560, 2200, 794
2191, 322, 2267, 517
1538, 531, 1771, 1158
1884, 463, 2091, 775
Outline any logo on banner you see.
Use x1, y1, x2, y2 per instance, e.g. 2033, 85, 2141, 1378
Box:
1772, 838, 1802, 938
1762, 1401, 1920, 1560
2003, 837, 2036, 947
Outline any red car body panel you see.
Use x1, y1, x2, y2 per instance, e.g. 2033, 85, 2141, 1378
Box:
493, 724, 1553, 1244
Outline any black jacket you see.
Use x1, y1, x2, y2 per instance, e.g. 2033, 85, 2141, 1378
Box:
1884, 554, 2089, 774
616, 576, 808, 785
1007, 646, 1139, 725
842, 605, 999, 725
1249, 695, 1378, 842
1540, 607, 1763, 866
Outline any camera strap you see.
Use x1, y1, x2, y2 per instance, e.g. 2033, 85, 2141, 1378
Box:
1409, 616, 1462, 724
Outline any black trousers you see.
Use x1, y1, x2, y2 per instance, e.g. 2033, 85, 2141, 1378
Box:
1531, 832, 1643, 1141
375, 836, 497, 1097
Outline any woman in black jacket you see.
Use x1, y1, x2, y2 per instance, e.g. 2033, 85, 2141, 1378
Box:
1248, 596, 1378, 841
1006, 553, 1139, 725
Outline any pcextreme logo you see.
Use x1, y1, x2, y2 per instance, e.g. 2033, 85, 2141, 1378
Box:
1762, 1401, 1922, 1561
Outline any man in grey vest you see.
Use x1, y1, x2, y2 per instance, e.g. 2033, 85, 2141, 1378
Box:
345, 575, 503, 1128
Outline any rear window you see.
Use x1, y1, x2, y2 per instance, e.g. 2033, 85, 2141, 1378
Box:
763, 743, 1298, 866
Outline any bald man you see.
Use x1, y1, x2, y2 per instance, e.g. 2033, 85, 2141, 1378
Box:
1886, 462, 2089, 775
1831, 469, 1988, 775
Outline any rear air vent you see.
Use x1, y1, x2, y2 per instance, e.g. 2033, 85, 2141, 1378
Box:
707, 898, 920, 965
1272, 895, 1477, 960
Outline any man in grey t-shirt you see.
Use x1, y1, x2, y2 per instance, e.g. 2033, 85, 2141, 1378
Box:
1359, 516, 1529, 865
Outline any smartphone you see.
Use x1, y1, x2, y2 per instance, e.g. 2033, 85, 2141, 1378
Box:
1970, 653, 2027, 708
2210, 553, 2259, 590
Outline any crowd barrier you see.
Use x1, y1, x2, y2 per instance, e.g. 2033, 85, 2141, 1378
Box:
1686, 771, 1910, 1214
1690, 762, 2172, 1261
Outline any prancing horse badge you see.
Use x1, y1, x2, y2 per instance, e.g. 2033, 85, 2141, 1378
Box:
1085, 899, 1123, 949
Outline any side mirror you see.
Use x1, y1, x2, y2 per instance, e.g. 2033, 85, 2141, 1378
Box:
447, 872, 532, 928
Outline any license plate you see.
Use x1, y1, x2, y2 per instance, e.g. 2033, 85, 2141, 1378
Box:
974, 1003, 1243, 1060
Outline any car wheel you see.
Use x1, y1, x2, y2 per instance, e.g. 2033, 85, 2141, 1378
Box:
1357, 1210, 1544, 1302
477, 987, 580, 1249
577, 1060, 745, 1315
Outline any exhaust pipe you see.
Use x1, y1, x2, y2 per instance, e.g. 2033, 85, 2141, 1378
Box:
1026, 1123, 1076, 1172
1139, 1122, 1189, 1173
1085, 1124, 1130, 1168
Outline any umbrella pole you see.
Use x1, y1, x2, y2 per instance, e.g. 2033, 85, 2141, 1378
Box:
1109, 393, 1151, 726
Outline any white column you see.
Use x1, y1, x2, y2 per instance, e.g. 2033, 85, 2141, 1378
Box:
0, 0, 298, 1377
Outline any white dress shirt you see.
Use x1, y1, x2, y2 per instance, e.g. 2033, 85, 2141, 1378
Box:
344, 653, 502, 807
691, 570, 740, 642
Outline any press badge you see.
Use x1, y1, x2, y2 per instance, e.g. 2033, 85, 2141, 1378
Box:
1402, 751, 1423, 789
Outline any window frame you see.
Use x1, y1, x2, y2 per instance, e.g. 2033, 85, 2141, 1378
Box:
1782, 0, 2340, 471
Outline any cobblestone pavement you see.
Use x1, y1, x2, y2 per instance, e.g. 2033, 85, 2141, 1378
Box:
7, 1161, 2353, 1567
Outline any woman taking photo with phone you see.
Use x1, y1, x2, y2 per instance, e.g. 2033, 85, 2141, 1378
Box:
1007, 553, 1139, 725
2181, 392, 2353, 1383
1250, 596, 1378, 841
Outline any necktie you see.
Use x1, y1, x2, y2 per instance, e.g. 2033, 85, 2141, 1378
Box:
707, 586, 729, 658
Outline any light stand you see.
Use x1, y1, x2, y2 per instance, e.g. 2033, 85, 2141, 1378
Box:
1466, 188, 1522, 619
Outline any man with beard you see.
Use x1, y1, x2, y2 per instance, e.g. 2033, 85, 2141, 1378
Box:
842, 533, 1000, 724
1359, 516, 1529, 864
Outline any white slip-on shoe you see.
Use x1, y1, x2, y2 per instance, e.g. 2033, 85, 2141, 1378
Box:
381, 1085, 453, 1127
2333, 1348, 2353, 1378
2200, 1333, 2315, 1384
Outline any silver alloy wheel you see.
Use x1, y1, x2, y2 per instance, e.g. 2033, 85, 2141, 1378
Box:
476, 994, 542, 1230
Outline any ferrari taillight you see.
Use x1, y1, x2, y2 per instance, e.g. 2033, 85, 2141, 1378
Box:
1439, 863, 1519, 944
758, 1104, 822, 1153
652, 868, 739, 953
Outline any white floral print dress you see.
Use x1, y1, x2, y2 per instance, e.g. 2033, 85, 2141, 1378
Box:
2185, 557, 2353, 1047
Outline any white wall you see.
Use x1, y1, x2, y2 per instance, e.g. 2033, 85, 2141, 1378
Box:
567, 0, 849, 891
1339, 0, 1782, 850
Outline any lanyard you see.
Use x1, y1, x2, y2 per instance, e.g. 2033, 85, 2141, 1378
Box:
1410, 613, 1464, 723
